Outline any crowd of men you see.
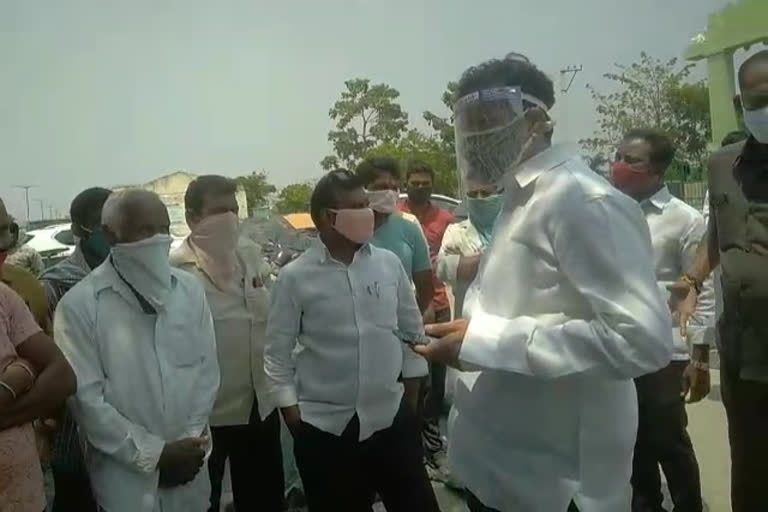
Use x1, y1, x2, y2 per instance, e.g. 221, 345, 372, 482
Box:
1, 49, 767, 512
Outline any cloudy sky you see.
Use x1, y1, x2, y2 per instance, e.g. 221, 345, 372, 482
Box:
0, 0, 742, 219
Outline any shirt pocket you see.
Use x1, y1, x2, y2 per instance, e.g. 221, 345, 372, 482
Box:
360, 281, 398, 329
162, 317, 205, 367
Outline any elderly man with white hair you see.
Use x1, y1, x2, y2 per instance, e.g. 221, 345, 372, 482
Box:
55, 189, 220, 512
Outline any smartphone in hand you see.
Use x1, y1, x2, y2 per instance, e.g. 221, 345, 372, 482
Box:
393, 330, 434, 346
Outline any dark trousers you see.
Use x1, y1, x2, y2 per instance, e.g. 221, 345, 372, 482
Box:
466, 491, 580, 511
422, 307, 451, 457
632, 361, 702, 512
721, 361, 768, 512
293, 403, 440, 512
207, 409, 284, 512
51, 409, 98, 512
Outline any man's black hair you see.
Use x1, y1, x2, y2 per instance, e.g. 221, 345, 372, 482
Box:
456, 57, 556, 110
355, 157, 401, 186
623, 128, 676, 174
310, 169, 363, 226
70, 187, 112, 228
721, 130, 749, 147
184, 175, 237, 215
738, 49, 768, 87
405, 160, 435, 182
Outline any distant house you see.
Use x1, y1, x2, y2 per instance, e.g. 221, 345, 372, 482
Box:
113, 171, 248, 238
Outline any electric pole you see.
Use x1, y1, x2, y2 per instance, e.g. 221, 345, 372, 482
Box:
559, 65, 583, 93
13, 185, 37, 224
33, 199, 45, 221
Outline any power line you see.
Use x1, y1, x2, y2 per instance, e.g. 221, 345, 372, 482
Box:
559, 65, 583, 93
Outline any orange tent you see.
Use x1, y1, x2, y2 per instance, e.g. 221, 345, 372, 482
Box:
283, 213, 315, 230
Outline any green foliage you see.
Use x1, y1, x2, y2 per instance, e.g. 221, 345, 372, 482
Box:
275, 182, 313, 214
234, 171, 277, 213
581, 52, 712, 181
423, 81, 458, 155
365, 129, 458, 196
321, 78, 409, 170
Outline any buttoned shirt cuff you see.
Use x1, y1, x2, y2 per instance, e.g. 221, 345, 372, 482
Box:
438, 254, 460, 284
459, 311, 536, 373
402, 354, 429, 379
268, 386, 299, 408
135, 433, 167, 473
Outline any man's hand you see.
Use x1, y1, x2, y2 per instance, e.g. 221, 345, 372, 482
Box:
414, 319, 468, 370
422, 304, 436, 325
667, 280, 698, 338
682, 364, 710, 403
157, 437, 207, 488
281, 405, 302, 438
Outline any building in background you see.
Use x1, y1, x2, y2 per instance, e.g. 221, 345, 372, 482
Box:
114, 171, 249, 239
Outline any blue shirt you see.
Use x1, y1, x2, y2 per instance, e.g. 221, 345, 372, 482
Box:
370, 213, 431, 280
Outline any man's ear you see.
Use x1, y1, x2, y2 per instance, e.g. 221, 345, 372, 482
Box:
185, 209, 200, 230
525, 107, 553, 138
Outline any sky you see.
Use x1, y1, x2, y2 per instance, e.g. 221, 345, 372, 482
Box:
0, 0, 743, 220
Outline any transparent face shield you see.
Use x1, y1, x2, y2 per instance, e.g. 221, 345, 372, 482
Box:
454, 86, 548, 188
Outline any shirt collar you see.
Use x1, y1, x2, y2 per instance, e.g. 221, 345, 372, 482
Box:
312, 238, 372, 264
642, 185, 673, 211
169, 237, 198, 266
506, 144, 573, 190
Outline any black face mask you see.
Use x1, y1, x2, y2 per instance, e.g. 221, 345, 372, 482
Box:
407, 187, 432, 205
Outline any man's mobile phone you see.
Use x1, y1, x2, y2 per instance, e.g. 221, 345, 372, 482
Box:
393, 330, 433, 346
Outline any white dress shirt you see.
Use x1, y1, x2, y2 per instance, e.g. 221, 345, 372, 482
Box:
641, 186, 715, 360
54, 260, 220, 512
264, 241, 428, 441
437, 219, 485, 317
170, 237, 273, 425
450, 146, 673, 512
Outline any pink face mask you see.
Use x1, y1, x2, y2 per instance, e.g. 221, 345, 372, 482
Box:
331, 208, 374, 244
189, 212, 240, 289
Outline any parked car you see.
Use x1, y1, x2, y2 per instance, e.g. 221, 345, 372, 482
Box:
24, 223, 76, 265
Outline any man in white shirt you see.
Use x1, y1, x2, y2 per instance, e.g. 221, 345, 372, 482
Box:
264, 169, 439, 512
611, 129, 714, 512
55, 189, 220, 512
170, 175, 283, 512
415, 55, 673, 512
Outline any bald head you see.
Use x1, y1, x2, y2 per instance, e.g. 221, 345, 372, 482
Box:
102, 189, 170, 244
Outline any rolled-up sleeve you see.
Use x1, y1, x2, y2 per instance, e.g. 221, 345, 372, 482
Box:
395, 262, 428, 378
460, 196, 673, 379
55, 293, 165, 473
263, 271, 301, 408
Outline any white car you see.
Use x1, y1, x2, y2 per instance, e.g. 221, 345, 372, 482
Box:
24, 223, 76, 262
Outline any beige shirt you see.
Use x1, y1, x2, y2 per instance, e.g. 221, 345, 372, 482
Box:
170, 237, 273, 425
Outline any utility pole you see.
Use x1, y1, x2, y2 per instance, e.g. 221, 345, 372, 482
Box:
48, 205, 55, 220
13, 185, 37, 224
559, 65, 583, 93
33, 199, 45, 221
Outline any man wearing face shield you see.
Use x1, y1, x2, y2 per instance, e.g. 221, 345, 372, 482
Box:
414, 56, 673, 512
264, 170, 438, 512
54, 189, 220, 512
170, 176, 283, 512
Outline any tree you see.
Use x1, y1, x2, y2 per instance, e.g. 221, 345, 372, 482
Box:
234, 171, 276, 213
365, 129, 458, 196
423, 81, 458, 155
274, 183, 313, 214
321, 78, 409, 170
580, 52, 711, 181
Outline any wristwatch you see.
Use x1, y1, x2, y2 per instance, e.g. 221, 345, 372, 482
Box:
681, 273, 703, 295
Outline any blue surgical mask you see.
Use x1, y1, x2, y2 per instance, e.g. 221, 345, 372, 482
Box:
81, 227, 111, 263
468, 194, 504, 244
